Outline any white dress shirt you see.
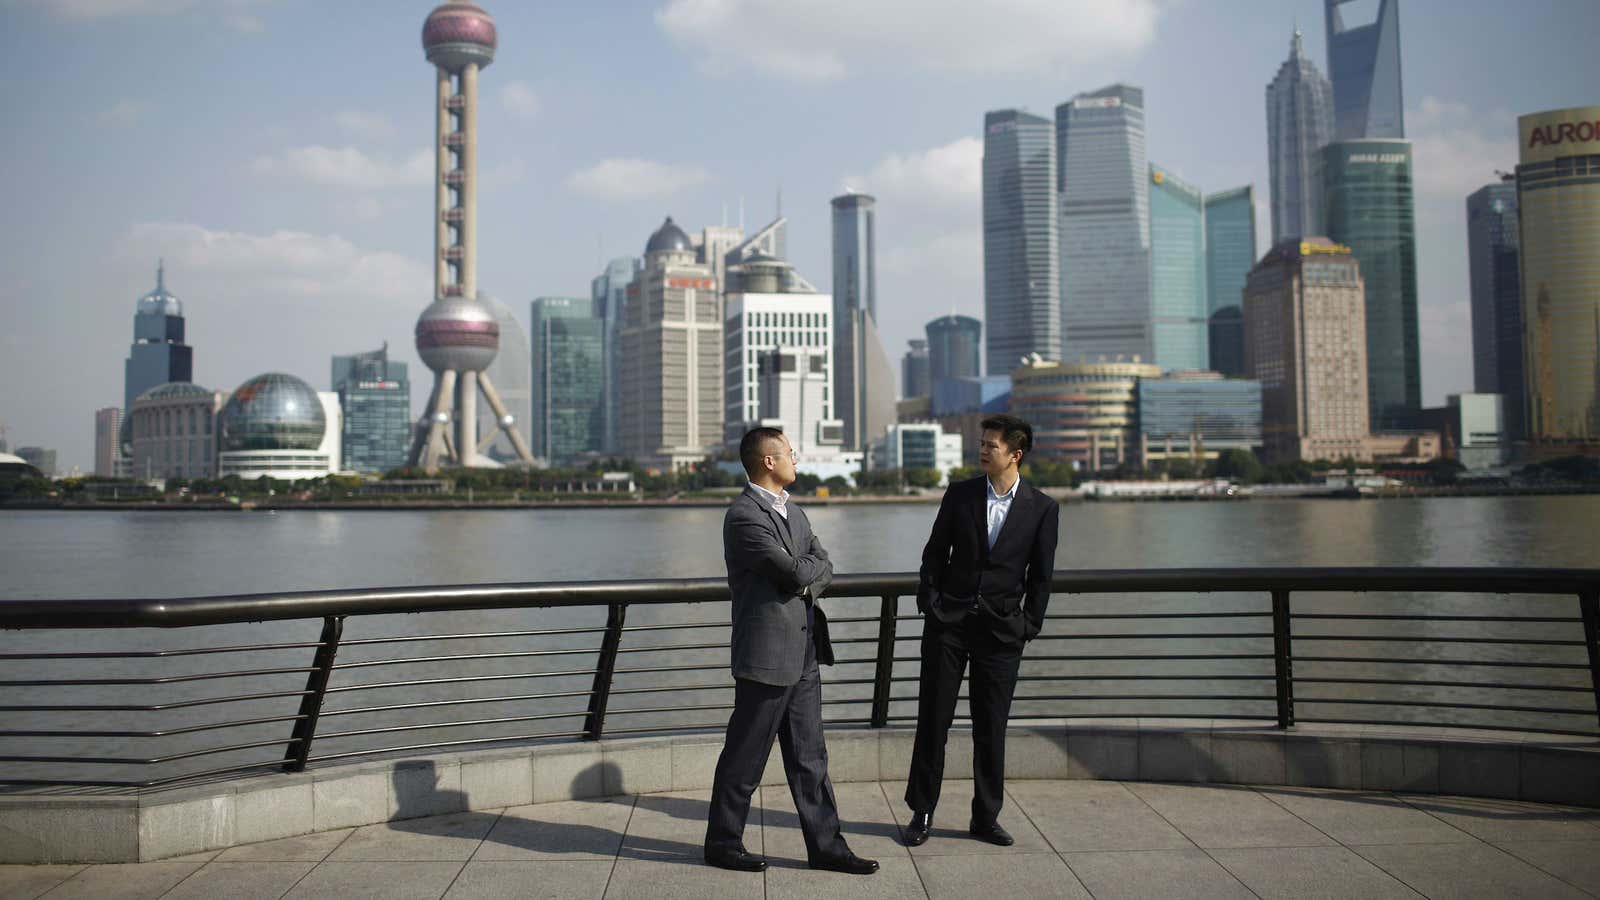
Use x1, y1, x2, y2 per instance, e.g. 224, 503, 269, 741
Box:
986, 476, 1018, 549
749, 481, 789, 519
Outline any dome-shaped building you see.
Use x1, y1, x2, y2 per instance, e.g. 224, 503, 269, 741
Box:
216, 373, 342, 481
129, 381, 226, 480
645, 216, 694, 257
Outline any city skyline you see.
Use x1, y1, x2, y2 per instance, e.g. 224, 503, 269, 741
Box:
3, 1, 1597, 470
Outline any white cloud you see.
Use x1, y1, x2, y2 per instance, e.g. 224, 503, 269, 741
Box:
333, 111, 396, 141
656, 0, 1168, 82
96, 101, 146, 127
565, 157, 712, 200
846, 136, 982, 212
1408, 96, 1518, 205
251, 145, 432, 191
499, 81, 540, 120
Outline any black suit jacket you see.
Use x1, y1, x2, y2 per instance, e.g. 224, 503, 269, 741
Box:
917, 475, 1060, 645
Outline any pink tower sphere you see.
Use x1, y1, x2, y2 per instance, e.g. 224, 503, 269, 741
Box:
422, 1, 497, 71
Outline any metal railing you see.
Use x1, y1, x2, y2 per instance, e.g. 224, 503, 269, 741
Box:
1, 568, 1597, 790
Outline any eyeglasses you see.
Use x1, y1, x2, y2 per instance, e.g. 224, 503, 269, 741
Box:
765, 450, 799, 462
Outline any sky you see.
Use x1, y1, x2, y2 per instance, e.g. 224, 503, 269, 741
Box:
2, 0, 1597, 473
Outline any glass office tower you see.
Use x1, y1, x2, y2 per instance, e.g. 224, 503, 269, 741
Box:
1516, 106, 1600, 449
1057, 84, 1150, 365
983, 109, 1059, 374
1319, 139, 1420, 430
1325, 0, 1405, 141
530, 296, 605, 465
1148, 164, 1207, 372
1204, 186, 1257, 377
1466, 178, 1523, 439
925, 314, 982, 382
1266, 29, 1334, 243
332, 345, 410, 474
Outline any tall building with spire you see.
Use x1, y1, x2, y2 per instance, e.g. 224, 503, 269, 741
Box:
124, 262, 193, 419
1266, 28, 1335, 244
1325, 0, 1405, 141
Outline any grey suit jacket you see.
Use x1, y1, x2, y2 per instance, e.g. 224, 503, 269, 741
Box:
723, 485, 835, 687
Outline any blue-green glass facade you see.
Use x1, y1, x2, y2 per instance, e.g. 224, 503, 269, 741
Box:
1137, 375, 1263, 459
1205, 186, 1257, 377
530, 297, 605, 465
1319, 139, 1420, 430
332, 347, 410, 474
1149, 164, 1207, 372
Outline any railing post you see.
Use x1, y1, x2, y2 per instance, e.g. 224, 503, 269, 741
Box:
283, 616, 344, 772
584, 603, 627, 740
1579, 590, 1600, 731
1271, 590, 1295, 729
870, 595, 898, 728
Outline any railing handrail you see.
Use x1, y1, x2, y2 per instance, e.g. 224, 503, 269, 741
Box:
5, 567, 1598, 629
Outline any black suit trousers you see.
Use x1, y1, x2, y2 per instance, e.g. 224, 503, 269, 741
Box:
905, 614, 1023, 825
705, 637, 848, 859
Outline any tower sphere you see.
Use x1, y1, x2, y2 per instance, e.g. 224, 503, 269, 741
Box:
415, 296, 500, 374
423, 1, 497, 71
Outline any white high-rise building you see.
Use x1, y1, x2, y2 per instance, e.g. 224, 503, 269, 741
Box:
722, 256, 834, 447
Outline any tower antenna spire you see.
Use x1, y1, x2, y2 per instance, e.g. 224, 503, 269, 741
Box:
156, 259, 165, 292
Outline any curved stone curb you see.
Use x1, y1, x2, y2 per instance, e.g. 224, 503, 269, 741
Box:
1, 721, 1595, 864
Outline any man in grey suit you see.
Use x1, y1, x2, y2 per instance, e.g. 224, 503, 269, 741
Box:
703, 427, 879, 876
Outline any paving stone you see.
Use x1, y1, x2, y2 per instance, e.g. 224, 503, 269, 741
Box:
1352, 841, 1591, 899
0, 864, 84, 900
1363, 740, 1439, 793
1495, 839, 1600, 895
760, 781, 903, 863
234, 781, 315, 846
1139, 730, 1216, 783
1212, 732, 1286, 786
460, 754, 534, 812
1398, 793, 1600, 843
765, 854, 925, 900
913, 851, 1090, 899
161, 861, 317, 900
282, 860, 465, 900
1063, 848, 1256, 900
619, 791, 711, 860
1124, 783, 1334, 849
1065, 729, 1138, 780
1255, 786, 1474, 845
1284, 735, 1362, 789
879, 780, 1050, 856
216, 828, 354, 862
328, 811, 498, 862
475, 797, 632, 862
1207, 846, 1421, 899
27, 862, 201, 900
1007, 780, 1191, 852
603, 855, 757, 900
441, 859, 611, 899
532, 746, 605, 803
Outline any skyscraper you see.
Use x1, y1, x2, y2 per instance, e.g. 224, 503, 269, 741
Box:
1266, 29, 1335, 243
902, 339, 930, 400
1319, 139, 1420, 430
592, 255, 642, 454
925, 314, 982, 383
332, 345, 411, 474
94, 407, 122, 478
530, 296, 605, 465
722, 252, 836, 449
617, 217, 722, 469
1057, 85, 1149, 365
1244, 238, 1370, 463
1148, 164, 1208, 371
410, 1, 534, 469
1325, 0, 1405, 141
124, 262, 193, 422
983, 109, 1059, 373
1516, 106, 1600, 451
1466, 177, 1523, 439
1205, 186, 1258, 377
831, 193, 895, 449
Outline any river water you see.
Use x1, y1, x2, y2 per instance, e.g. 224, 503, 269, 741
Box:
2, 496, 1597, 787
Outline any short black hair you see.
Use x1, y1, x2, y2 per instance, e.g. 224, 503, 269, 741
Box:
739, 427, 786, 476
981, 414, 1033, 461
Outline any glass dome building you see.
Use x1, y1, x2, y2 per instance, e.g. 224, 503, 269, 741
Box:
217, 373, 342, 480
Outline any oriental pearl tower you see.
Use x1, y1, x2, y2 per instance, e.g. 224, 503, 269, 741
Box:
408, 1, 534, 470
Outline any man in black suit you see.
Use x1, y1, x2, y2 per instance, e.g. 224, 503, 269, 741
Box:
704, 427, 879, 876
903, 414, 1060, 847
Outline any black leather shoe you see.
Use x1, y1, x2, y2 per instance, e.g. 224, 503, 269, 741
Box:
704, 845, 767, 872
809, 850, 880, 875
904, 811, 932, 846
969, 821, 1014, 846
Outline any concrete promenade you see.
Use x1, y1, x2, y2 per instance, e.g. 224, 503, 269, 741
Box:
4, 778, 1599, 899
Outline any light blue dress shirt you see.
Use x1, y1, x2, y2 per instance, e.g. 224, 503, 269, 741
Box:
986, 477, 1018, 549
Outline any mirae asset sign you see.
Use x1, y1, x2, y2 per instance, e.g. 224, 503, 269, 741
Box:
1520, 106, 1600, 165
1348, 153, 1408, 164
